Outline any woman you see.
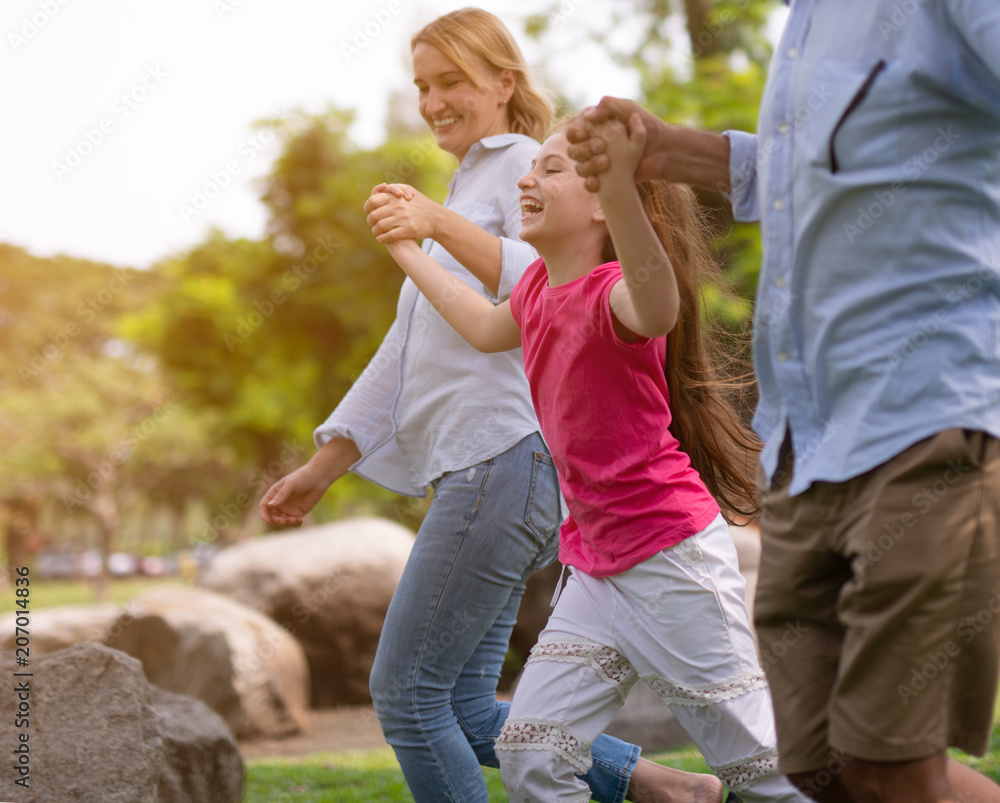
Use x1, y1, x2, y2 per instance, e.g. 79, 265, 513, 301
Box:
261, 8, 722, 803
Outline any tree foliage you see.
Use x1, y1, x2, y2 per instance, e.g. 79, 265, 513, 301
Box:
0, 246, 236, 586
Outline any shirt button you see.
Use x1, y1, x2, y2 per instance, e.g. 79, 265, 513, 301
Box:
777, 352, 789, 363
778, 121, 790, 134
776, 276, 785, 288
787, 47, 799, 59
772, 198, 786, 211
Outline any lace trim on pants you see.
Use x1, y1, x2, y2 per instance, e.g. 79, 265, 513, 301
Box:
668, 535, 712, 580
711, 746, 779, 792
526, 638, 639, 700
642, 668, 769, 707
495, 716, 594, 775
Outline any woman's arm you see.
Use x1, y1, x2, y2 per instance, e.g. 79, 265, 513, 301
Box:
385, 239, 522, 353
366, 184, 505, 295
594, 116, 680, 340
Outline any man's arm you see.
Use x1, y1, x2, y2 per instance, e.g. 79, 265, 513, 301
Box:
566, 97, 732, 195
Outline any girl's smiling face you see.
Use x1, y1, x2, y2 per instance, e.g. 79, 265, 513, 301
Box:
517, 131, 604, 251
412, 42, 513, 163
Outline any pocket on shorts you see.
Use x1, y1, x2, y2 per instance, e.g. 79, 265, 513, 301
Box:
960, 428, 992, 469
524, 450, 561, 544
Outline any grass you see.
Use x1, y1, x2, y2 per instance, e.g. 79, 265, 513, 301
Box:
243, 729, 1000, 802
243, 743, 728, 802
0, 576, 191, 614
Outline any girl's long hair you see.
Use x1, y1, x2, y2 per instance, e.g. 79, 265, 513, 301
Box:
601, 177, 763, 522
411, 8, 554, 143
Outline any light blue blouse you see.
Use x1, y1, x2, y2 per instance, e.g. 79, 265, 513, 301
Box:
728, 0, 1000, 495
315, 134, 541, 496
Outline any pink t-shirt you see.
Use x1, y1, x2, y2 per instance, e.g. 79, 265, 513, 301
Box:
510, 259, 720, 577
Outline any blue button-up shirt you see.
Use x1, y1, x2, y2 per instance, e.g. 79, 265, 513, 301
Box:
315, 134, 541, 496
728, 0, 1000, 495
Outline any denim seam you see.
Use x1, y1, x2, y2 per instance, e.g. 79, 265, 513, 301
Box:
460, 455, 495, 537
407, 512, 476, 802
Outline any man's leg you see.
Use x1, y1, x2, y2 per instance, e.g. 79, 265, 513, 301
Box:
789, 752, 1000, 803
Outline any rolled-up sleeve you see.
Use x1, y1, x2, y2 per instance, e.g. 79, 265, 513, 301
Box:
314, 319, 401, 453
723, 129, 761, 223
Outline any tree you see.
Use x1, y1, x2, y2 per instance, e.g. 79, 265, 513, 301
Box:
0, 246, 239, 591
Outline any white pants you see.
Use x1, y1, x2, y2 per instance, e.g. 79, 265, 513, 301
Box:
495, 514, 809, 803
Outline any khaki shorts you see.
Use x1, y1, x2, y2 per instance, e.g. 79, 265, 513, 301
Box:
754, 428, 1000, 774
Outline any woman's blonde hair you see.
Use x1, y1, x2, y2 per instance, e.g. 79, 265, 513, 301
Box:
411, 7, 554, 143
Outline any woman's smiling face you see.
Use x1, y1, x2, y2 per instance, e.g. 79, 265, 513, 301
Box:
412, 42, 513, 163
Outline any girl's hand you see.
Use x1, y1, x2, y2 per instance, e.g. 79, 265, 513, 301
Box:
365, 183, 443, 243
586, 114, 647, 195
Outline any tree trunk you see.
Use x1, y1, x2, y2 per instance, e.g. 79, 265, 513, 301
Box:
3, 498, 39, 582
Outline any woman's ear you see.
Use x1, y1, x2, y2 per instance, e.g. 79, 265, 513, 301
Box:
498, 69, 515, 104
592, 207, 605, 224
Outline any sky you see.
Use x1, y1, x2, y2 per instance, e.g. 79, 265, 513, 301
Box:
1, 0, 659, 269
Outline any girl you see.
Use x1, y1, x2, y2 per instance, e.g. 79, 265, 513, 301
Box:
262, 8, 719, 803
379, 113, 810, 803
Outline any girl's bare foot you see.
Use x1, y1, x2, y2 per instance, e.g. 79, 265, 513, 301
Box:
627, 757, 725, 803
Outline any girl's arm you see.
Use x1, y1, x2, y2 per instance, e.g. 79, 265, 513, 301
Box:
385, 239, 522, 353
366, 184, 505, 296
595, 116, 680, 340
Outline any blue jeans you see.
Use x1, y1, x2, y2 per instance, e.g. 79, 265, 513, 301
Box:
369, 433, 640, 803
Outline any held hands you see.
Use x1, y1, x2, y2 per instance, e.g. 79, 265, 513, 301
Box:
365, 182, 441, 244
586, 114, 647, 199
567, 97, 669, 192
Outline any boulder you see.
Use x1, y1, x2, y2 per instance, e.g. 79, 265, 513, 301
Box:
0, 643, 163, 802
152, 686, 243, 803
0, 602, 120, 655
201, 517, 415, 706
106, 587, 309, 738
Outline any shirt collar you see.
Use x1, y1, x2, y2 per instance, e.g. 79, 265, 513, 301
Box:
473, 132, 537, 152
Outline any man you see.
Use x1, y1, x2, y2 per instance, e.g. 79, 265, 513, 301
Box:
568, 2, 1000, 801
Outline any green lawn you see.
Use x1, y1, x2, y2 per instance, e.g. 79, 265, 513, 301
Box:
243, 743, 714, 802
243, 726, 1000, 802
0, 576, 191, 614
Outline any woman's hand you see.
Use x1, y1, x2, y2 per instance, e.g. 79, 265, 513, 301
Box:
365, 183, 443, 244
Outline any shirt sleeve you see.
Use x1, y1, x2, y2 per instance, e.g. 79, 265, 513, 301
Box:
495, 140, 541, 300
313, 318, 401, 454
723, 129, 761, 223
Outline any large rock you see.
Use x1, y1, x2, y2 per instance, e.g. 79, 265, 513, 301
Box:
0, 602, 121, 655
152, 686, 243, 803
201, 517, 415, 706
0, 643, 163, 802
106, 587, 309, 738
0, 643, 244, 803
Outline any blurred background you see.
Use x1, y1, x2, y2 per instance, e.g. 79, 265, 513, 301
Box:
0, 0, 784, 600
